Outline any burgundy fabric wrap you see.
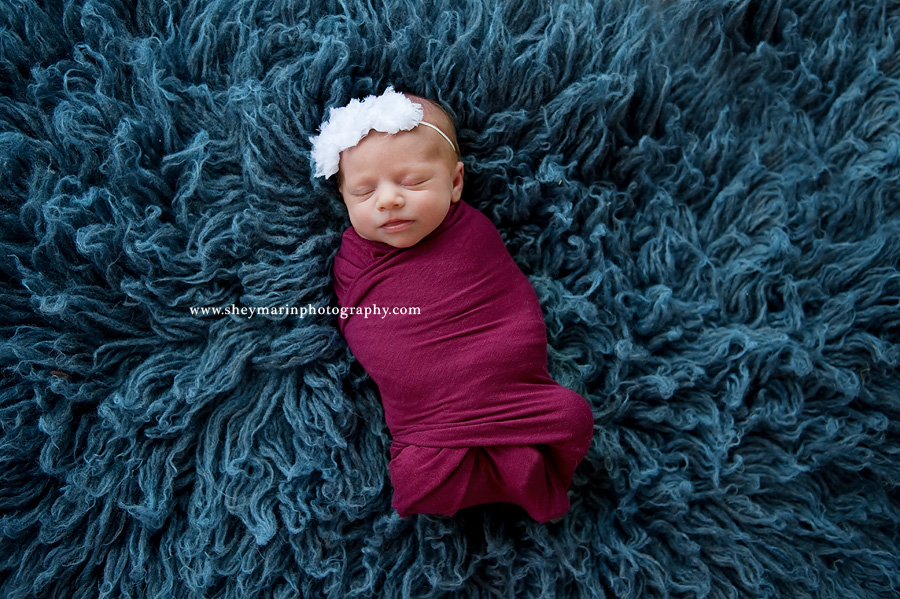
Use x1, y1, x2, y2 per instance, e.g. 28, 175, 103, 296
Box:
333, 201, 593, 521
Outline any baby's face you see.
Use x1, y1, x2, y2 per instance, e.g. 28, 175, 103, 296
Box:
338, 126, 464, 248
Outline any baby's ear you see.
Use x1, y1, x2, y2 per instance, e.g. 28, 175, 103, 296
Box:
451, 161, 464, 203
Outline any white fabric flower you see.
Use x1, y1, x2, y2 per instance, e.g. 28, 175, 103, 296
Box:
310, 86, 424, 179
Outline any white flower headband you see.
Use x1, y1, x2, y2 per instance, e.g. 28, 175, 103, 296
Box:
309, 86, 457, 179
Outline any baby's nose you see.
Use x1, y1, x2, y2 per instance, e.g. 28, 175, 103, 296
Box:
375, 184, 404, 210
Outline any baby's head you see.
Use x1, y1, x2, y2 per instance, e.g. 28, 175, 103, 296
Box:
311, 88, 464, 248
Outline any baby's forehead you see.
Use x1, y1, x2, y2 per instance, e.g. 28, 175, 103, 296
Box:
338, 128, 446, 181
345, 127, 446, 162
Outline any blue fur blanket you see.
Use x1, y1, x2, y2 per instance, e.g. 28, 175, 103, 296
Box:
2, 1, 899, 597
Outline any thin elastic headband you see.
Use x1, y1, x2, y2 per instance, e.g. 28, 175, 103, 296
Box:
417, 121, 458, 156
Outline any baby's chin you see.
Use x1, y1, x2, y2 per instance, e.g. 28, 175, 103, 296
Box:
356, 227, 429, 248
377, 232, 428, 249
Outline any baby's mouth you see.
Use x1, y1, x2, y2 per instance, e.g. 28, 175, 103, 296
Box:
380, 219, 414, 232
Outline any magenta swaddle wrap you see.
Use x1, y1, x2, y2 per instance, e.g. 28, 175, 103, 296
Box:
333, 200, 593, 521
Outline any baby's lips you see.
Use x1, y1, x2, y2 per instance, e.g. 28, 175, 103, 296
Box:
380, 219, 414, 232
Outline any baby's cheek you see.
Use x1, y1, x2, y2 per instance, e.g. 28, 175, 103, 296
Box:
344, 208, 370, 237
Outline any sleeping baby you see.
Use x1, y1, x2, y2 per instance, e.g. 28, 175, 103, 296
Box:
311, 87, 593, 522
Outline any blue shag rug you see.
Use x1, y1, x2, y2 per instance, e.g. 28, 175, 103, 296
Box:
2, 1, 899, 597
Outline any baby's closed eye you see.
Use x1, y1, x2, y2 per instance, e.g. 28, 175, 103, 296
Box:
399, 167, 433, 186
350, 187, 375, 198
401, 178, 429, 188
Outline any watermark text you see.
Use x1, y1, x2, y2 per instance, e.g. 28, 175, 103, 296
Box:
188, 304, 420, 320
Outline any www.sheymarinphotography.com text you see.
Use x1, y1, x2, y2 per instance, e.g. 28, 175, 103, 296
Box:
188, 304, 421, 320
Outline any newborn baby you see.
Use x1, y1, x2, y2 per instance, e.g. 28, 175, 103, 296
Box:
311, 88, 593, 522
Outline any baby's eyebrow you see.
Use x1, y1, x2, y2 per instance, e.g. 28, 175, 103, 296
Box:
346, 179, 375, 191
341, 172, 372, 185
401, 172, 430, 182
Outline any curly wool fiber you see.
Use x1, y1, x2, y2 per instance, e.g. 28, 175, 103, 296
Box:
2, 0, 900, 598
